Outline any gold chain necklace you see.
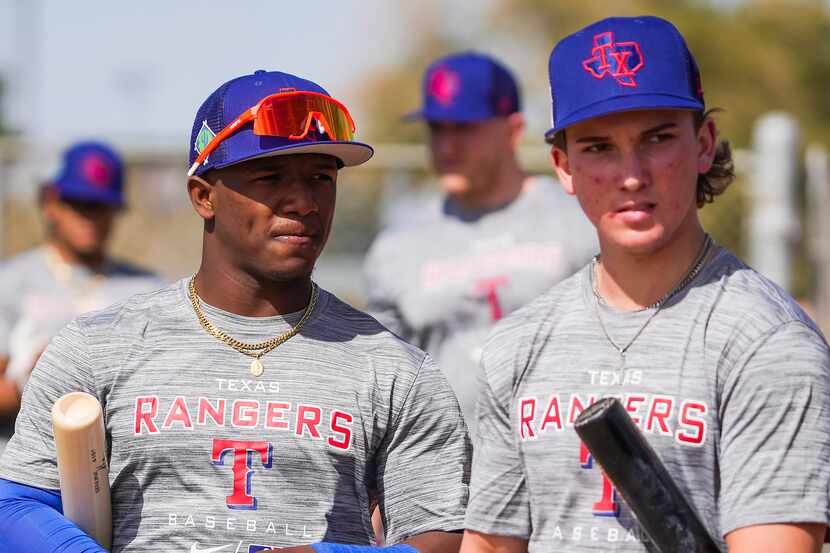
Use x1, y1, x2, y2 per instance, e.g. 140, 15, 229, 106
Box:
188, 276, 319, 377
591, 234, 713, 371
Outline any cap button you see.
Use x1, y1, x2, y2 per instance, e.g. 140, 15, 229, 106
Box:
254, 69, 266, 75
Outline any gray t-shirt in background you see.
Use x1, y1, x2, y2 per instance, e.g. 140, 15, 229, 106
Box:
465, 247, 830, 552
0, 246, 165, 449
364, 177, 597, 435
0, 279, 470, 552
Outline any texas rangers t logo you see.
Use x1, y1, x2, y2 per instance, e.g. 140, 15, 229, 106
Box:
582, 32, 644, 87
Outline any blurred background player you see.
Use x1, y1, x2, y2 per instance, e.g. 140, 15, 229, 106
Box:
363, 51, 596, 434
0, 70, 469, 553
0, 141, 163, 452
460, 16, 830, 553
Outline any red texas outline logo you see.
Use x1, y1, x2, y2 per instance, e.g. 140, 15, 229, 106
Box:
582, 32, 644, 88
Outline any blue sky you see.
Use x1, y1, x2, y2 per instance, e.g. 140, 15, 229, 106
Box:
0, 0, 496, 148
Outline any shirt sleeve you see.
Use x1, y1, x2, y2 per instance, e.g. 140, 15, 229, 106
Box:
463, 329, 531, 538
376, 355, 471, 543
0, 266, 18, 358
719, 320, 830, 536
0, 319, 98, 489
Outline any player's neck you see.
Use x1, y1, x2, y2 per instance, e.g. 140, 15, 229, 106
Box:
193, 261, 314, 317
451, 159, 526, 211
47, 240, 107, 272
594, 225, 709, 311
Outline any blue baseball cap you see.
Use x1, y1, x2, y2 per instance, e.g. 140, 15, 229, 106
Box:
189, 70, 373, 176
51, 141, 125, 207
546, 16, 704, 139
405, 51, 521, 123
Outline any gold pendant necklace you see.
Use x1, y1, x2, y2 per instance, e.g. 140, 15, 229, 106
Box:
188, 276, 319, 377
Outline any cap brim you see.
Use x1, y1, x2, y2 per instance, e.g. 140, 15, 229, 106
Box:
401, 108, 495, 123
545, 94, 704, 140
402, 109, 425, 122
212, 141, 374, 172
56, 187, 125, 208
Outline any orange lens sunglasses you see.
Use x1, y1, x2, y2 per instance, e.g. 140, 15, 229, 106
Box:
188, 89, 357, 176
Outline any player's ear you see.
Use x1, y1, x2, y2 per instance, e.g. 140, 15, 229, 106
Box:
187, 174, 216, 220
696, 116, 717, 174
507, 112, 525, 149
39, 184, 61, 223
551, 145, 575, 195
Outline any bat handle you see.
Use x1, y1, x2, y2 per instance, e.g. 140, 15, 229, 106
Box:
52, 392, 112, 550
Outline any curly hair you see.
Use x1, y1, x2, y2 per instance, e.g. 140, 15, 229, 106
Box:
547, 109, 735, 207
692, 110, 735, 207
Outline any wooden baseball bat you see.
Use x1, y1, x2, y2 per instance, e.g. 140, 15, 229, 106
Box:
574, 397, 721, 553
51, 391, 112, 550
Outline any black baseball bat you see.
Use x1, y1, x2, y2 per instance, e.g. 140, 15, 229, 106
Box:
574, 397, 722, 553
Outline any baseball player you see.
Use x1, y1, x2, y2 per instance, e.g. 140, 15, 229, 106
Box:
460, 16, 830, 553
364, 52, 596, 436
0, 141, 164, 453
0, 70, 470, 553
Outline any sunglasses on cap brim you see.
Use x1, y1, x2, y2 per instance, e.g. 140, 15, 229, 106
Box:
188, 90, 357, 177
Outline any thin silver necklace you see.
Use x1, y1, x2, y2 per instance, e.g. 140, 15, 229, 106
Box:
592, 234, 713, 369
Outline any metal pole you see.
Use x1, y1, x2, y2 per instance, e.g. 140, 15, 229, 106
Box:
806, 144, 830, 334
749, 112, 801, 292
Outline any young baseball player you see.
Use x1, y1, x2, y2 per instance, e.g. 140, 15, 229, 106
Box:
0, 70, 470, 553
460, 16, 830, 553
0, 141, 164, 453
364, 52, 596, 435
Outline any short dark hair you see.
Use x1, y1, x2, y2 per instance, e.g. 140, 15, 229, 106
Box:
548, 109, 735, 207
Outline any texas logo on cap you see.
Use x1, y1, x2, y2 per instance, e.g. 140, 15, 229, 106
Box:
427, 66, 461, 106
546, 16, 704, 137
80, 153, 114, 189
582, 31, 644, 88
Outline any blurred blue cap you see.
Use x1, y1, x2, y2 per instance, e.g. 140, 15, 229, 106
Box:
189, 70, 374, 176
546, 16, 704, 139
406, 51, 521, 123
52, 141, 125, 207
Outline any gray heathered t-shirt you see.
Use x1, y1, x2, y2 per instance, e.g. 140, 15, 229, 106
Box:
0, 279, 470, 552
364, 177, 597, 436
465, 246, 830, 552
0, 246, 164, 450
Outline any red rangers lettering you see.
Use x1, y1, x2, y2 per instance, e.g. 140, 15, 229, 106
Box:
295, 404, 322, 439
163, 396, 194, 430
134, 396, 159, 434
623, 394, 646, 426
265, 401, 291, 430
675, 400, 708, 446
197, 398, 226, 426
645, 396, 673, 435
568, 393, 598, 425
328, 410, 353, 450
540, 394, 563, 432
519, 397, 538, 440
133, 396, 353, 450
232, 400, 260, 427
516, 392, 709, 448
